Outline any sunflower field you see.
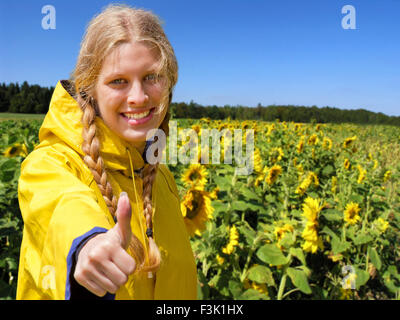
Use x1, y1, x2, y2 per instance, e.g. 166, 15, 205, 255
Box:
1, 117, 400, 300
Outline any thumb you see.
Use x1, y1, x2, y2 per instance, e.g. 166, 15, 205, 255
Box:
113, 192, 132, 249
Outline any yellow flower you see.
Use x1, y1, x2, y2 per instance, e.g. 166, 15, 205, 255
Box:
265, 165, 282, 185
243, 278, 269, 297
254, 148, 263, 174
216, 254, 225, 265
322, 137, 332, 150
301, 197, 324, 254
3, 143, 28, 158
209, 186, 220, 200
328, 252, 343, 262
343, 202, 361, 225
295, 172, 318, 195
344, 158, 350, 170
222, 225, 239, 255
181, 164, 208, 189
373, 159, 378, 170
302, 197, 324, 222
339, 288, 354, 300
357, 165, 366, 184
181, 188, 214, 237
297, 137, 305, 154
374, 217, 389, 233
191, 124, 202, 135
343, 136, 357, 148
269, 147, 284, 163
266, 124, 275, 136
308, 134, 318, 146
383, 170, 391, 182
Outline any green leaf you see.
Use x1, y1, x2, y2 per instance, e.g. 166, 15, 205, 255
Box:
331, 237, 351, 254
228, 280, 242, 298
247, 265, 275, 286
353, 233, 373, 245
256, 244, 289, 266
289, 247, 306, 265
241, 188, 260, 201
232, 200, 249, 211
213, 175, 231, 191
237, 224, 256, 246
238, 288, 269, 300
355, 267, 370, 290
323, 209, 342, 222
322, 165, 334, 176
368, 247, 382, 270
279, 231, 296, 249
286, 267, 312, 294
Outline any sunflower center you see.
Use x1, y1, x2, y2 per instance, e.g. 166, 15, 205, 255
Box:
186, 191, 203, 219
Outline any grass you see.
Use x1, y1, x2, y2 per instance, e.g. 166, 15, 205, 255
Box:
0, 112, 46, 121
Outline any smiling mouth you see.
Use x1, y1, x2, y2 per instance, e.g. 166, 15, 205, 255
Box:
121, 108, 155, 120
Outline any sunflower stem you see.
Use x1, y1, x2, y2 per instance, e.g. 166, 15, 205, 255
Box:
277, 273, 288, 300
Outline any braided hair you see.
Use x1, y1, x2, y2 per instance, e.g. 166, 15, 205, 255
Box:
71, 4, 177, 273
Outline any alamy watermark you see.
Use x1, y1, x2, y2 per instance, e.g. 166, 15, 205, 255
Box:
145, 121, 255, 176
41, 5, 56, 30
341, 5, 356, 30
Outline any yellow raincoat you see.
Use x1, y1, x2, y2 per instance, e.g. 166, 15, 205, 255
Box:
16, 80, 198, 300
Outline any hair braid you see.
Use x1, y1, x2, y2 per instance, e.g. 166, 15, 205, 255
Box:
78, 95, 146, 269
141, 163, 161, 271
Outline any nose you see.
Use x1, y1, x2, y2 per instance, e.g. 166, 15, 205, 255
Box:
127, 81, 149, 106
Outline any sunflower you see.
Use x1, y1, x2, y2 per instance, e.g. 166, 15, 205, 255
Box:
254, 148, 263, 174
222, 225, 239, 255
374, 217, 389, 233
343, 136, 357, 149
181, 188, 214, 237
344, 158, 351, 170
322, 137, 332, 150
308, 134, 318, 146
343, 202, 361, 225
296, 137, 305, 154
301, 197, 324, 254
295, 172, 318, 195
383, 170, 391, 182
265, 165, 282, 185
269, 147, 284, 163
181, 164, 208, 189
356, 165, 366, 184
3, 143, 28, 158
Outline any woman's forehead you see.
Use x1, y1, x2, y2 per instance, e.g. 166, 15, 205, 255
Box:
101, 41, 161, 77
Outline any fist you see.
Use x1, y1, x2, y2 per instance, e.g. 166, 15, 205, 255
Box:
74, 192, 137, 297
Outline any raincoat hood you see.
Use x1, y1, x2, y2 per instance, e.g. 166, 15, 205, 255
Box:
38, 80, 145, 173
17, 80, 197, 300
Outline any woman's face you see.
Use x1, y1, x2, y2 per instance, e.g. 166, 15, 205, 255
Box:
94, 41, 167, 152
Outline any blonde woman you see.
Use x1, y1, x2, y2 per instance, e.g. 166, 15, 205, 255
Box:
16, 4, 197, 300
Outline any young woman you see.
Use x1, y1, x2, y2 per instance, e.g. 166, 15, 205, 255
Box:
16, 4, 197, 300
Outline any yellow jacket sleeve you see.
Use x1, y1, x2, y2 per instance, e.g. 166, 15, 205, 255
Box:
17, 145, 114, 300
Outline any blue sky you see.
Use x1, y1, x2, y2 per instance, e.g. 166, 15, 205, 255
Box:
0, 0, 399, 116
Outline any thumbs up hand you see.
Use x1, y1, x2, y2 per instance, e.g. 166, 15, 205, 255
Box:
74, 192, 137, 297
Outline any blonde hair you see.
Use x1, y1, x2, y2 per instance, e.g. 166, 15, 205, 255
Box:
70, 4, 177, 273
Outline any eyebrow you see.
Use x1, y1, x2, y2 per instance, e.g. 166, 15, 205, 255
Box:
105, 68, 161, 79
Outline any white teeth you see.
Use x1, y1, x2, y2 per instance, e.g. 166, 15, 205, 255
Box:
123, 110, 150, 120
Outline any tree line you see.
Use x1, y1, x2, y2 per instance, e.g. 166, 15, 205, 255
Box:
1, 82, 399, 126
0, 81, 54, 114
171, 101, 400, 126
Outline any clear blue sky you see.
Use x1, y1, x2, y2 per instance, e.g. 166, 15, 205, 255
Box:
0, 0, 399, 116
